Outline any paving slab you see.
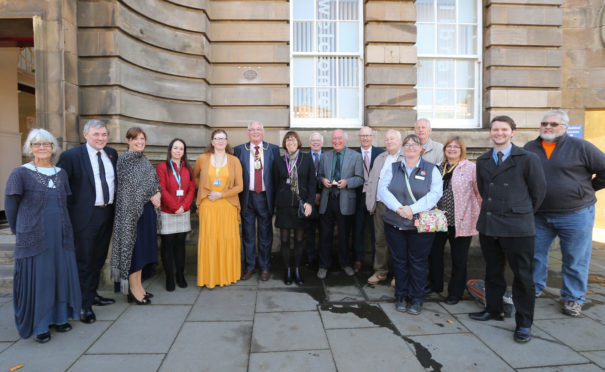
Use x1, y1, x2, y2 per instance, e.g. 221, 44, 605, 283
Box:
533, 297, 569, 320
92, 299, 129, 321
535, 317, 605, 351
381, 302, 468, 336
0, 320, 110, 372
360, 283, 396, 301
145, 275, 201, 305
88, 305, 189, 354
325, 284, 365, 302
440, 299, 483, 314
457, 316, 588, 369
0, 296, 11, 306
326, 328, 424, 371
583, 297, 605, 326
68, 354, 164, 372
160, 321, 252, 372
0, 300, 19, 342
251, 311, 328, 352
0, 342, 11, 353
520, 364, 605, 372
249, 350, 336, 372
188, 287, 256, 321
319, 303, 382, 329
256, 290, 318, 312
581, 351, 605, 369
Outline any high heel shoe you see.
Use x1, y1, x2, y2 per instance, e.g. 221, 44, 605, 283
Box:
294, 267, 304, 285
144, 291, 154, 299
283, 267, 292, 285
128, 290, 151, 305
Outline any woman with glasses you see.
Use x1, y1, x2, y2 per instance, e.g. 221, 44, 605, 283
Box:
193, 130, 243, 288
427, 137, 482, 305
378, 134, 443, 315
5, 129, 81, 343
156, 138, 196, 291
111, 127, 161, 305
273, 131, 315, 285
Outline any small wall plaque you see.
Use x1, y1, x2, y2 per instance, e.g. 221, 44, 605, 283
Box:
243, 69, 258, 80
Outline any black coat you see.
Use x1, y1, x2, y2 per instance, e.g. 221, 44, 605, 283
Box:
475, 144, 546, 237
273, 151, 316, 209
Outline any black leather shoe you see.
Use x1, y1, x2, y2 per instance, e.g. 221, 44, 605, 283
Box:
294, 267, 304, 285
92, 295, 115, 306
469, 310, 504, 321
53, 323, 72, 333
283, 268, 292, 285
80, 307, 96, 324
128, 290, 151, 305
176, 272, 188, 288
514, 327, 531, 343
35, 331, 51, 343
144, 292, 154, 299
166, 276, 176, 292
444, 297, 459, 305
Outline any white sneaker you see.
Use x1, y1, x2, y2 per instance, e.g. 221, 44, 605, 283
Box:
562, 300, 582, 317
317, 268, 327, 280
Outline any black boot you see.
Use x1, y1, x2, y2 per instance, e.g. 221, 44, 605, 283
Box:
294, 267, 304, 285
166, 275, 175, 292
284, 267, 292, 285
176, 272, 188, 288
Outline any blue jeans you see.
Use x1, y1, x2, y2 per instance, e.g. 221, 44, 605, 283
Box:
533, 205, 595, 303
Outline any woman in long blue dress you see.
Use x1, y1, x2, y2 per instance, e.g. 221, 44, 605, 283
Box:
5, 128, 81, 343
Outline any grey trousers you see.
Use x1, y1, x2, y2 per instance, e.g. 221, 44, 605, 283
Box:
372, 201, 390, 277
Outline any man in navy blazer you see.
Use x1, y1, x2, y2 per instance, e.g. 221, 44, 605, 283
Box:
353, 126, 384, 272
234, 121, 280, 281
57, 120, 118, 324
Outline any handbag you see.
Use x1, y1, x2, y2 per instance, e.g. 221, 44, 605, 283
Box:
404, 172, 447, 233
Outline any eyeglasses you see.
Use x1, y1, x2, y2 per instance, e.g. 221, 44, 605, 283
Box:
31, 142, 53, 148
446, 145, 461, 149
540, 121, 562, 128
403, 143, 420, 148
285, 138, 298, 143
213, 137, 227, 142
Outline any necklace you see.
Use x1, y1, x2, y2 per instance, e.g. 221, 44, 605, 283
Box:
32, 162, 59, 188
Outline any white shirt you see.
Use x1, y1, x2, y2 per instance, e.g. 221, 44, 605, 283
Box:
86, 143, 115, 205
248, 142, 266, 192
376, 150, 402, 203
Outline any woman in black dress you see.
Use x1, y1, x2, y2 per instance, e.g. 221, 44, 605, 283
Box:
273, 131, 316, 285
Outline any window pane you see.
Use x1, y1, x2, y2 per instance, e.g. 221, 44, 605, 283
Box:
458, 25, 476, 55
293, 21, 313, 52
455, 60, 474, 89
294, 87, 315, 118
417, 60, 434, 88
417, 88, 434, 116
458, 0, 477, 23
417, 0, 435, 22
435, 60, 454, 88
437, 0, 456, 23
317, 57, 337, 86
293, 58, 315, 86
338, 22, 358, 52
437, 24, 456, 54
455, 89, 474, 119
338, 88, 358, 118
317, 21, 337, 52
317, 0, 337, 20
317, 87, 336, 118
339, 0, 358, 20
435, 90, 455, 118
293, 0, 314, 20
417, 24, 435, 54
338, 57, 358, 87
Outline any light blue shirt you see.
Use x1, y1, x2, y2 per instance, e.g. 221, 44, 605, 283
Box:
492, 144, 512, 165
377, 157, 443, 214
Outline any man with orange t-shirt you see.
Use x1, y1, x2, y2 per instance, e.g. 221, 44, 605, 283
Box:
524, 109, 605, 317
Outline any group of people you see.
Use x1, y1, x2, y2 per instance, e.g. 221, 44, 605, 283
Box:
5, 109, 605, 345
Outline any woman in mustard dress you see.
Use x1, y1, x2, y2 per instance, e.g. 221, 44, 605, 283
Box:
193, 129, 243, 288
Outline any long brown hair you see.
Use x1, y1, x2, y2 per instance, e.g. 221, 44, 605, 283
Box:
205, 129, 233, 154
165, 138, 192, 177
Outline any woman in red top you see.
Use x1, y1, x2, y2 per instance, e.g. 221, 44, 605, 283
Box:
156, 138, 196, 291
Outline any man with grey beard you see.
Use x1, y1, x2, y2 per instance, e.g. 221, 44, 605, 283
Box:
524, 109, 605, 317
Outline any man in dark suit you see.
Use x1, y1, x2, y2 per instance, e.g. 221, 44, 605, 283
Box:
234, 121, 280, 281
353, 126, 384, 272
470, 115, 546, 344
316, 129, 363, 279
57, 119, 118, 324
305, 132, 324, 267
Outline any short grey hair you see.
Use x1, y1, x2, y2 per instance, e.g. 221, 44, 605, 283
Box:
22, 128, 59, 158
542, 110, 569, 126
248, 121, 264, 130
385, 129, 402, 141
415, 118, 432, 128
309, 132, 324, 144
83, 119, 109, 134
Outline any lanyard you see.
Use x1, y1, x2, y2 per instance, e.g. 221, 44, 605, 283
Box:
284, 151, 299, 177
441, 161, 458, 177
212, 154, 225, 178
170, 160, 182, 189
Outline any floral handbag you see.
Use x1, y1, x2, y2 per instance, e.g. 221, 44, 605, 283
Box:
404, 172, 448, 233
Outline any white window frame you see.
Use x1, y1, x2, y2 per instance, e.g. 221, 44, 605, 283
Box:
415, 0, 483, 129
289, 0, 364, 128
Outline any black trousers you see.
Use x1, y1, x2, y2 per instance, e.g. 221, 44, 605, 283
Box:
74, 205, 114, 308
304, 217, 319, 263
319, 196, 352, 269
353, 192, 375, 263
160, 232, 187, 278
480, 234, 535, 328
428, 227, 472, 299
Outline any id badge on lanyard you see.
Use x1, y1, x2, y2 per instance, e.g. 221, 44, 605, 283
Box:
170, 161, 183, 197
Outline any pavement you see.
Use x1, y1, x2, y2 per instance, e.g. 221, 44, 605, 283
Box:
1, 242, 605, 372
